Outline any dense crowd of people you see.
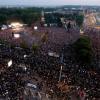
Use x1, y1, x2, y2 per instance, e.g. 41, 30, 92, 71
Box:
0, 39, 100, 100
84, 28, 100, 68
0, 25, 100, 100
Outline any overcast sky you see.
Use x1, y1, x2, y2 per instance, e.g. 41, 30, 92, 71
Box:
0, 0, 100, 6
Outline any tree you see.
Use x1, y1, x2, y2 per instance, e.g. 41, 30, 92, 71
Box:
75, 15, 84, 28
57, 17, 63, 27
32, 43, 39, 52
20, 41, 28, 49
0, 14, 7, 25
67, 22, 71, 32
0, 8, 41, 26
41, 34, 48, 43
73, 36, 92, 64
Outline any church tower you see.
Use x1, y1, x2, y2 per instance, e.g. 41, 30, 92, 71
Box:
41, 10, 45, 22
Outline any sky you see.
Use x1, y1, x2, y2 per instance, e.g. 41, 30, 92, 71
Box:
0, 0, 100, 6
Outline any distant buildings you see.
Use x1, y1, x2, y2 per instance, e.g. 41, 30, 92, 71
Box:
61, 18, 76, 28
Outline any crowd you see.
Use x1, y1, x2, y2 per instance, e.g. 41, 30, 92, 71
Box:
84, 28, 100, 68
0, 26, 100, 100
0, 39, 100, 100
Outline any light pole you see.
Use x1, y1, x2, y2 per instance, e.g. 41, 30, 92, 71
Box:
59, 53, 64, 82
59, 65, 63, 82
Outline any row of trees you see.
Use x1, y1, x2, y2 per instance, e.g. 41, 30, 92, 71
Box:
44, 13, 84, 27
0, 8, 41, 26
0, 7, 84, 27
44, 13, 63, 27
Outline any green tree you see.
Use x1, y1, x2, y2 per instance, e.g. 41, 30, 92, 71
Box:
0, 7, 41, 26
73, 36, 92, 64
32, 43, 39, 52
0, 14, 7, 25
67, 22, 71, 32
57, 17, 63, 27
75, 15, 84, 28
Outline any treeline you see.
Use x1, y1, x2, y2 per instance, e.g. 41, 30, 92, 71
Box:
44, 13, 63, 27
0, 7, 42, 25
45, 13, 84, 27
0, 7, 84, 27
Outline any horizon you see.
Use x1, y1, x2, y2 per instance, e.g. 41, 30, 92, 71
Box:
0, 4, 100, 8
0, 0, 100, 7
